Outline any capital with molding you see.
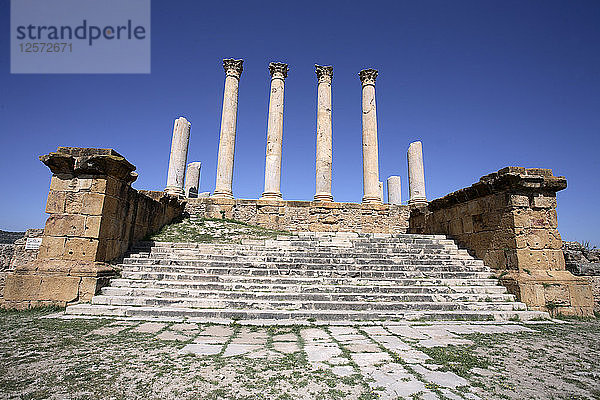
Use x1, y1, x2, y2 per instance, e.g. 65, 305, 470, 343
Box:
359, 68, 378, 86
223, 58, 244, 79
269, 62, 289, 79
315, 64, 333, 83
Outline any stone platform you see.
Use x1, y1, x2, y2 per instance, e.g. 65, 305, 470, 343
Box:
184, 197, 410, 234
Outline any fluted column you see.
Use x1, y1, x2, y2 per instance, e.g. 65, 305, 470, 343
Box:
314, 65, 334, 202
165, 117, 191, 196
213, 58, 243, 198
184, 162, 202, 198
261, 62, 288, 200
407, 141, 427, 205
387, 176, 401, 205
359, 69, 381, 204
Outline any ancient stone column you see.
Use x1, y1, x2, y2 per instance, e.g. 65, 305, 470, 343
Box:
261, 62, 289, 200
387, 176, 401, 205
407, 141, 427, 205
165, 117, 191, 196
314, 65, 334, 202
359, 69, 381, 203
184, 162, 202, 198
379, 181, 384, 202
213, 58, 243, 198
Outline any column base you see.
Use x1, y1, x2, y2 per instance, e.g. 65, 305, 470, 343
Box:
260, 191, 282, 200
408, 198, 428, 207
314, 193, 334, 202
164, 186, 185, 197
211, 190, 234, 199
362, 195, 382, 204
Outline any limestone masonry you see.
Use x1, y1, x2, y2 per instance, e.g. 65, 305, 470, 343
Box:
409, 167, 593, 316
3, 147, 184, 309
185, 198, 409, 234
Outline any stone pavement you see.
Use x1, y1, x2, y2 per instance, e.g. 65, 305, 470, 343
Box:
88, 320, 536, 400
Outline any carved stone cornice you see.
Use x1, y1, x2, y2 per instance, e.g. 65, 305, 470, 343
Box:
315, 65, 333, 83
359, 68, 378, 86
223, 58, 243, 79
424, 167, 567, 212
269, 62, 289, 79
40, 147, 137, 182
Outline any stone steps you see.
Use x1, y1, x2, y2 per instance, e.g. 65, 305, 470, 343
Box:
126, 251, 477, 260
122, 260, 487, 270
108, 278, 509, 294
66, 304, 545, 322
65, 231, 550, 322
114, 275, 502, 287
100, 286, 517, 303
91, 295, 525, 312
121, 261, 488, 272
120, 269, 494, 280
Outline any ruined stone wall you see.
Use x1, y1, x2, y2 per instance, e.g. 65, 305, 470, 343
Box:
0, 245, 14, 270
409, 167, 594, 316
563, 241, 600, 313
185, 198, 410, 234
0, 229, 43, 302
3, 148, 185, 309
10, 229, 44, 268
0, 245, 15, 301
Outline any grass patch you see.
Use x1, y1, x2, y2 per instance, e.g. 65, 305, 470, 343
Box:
147, 215, 291, 244
418, 344, 490, 378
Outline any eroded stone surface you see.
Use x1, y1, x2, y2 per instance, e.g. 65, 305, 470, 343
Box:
180, 343, 222, 356
134, 322, 166, 334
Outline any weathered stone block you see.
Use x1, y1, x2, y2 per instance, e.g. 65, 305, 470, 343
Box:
64, 192, 84, 214
512, 209, 549, 229
44, 214, 86, 237
107, 176, 126, 197
75, 177, 93, 191
568, 283, 594, 309
90, 178, 107, 194
483, 249, 510, 271
49, 175, 74, 192
3, 275, 42, 300
513, 248, 565, 271
508, 194, 529, 208
543, 284, 571, 306
83, 215, 103, 238
64, 237, 100, 261
82, 193, 106, 215
45, 191, 66, 214
37, 236, 66, 259
515, 229, 562, 250
531, 195, 556, 209
79, 277, 100, 301
448, 219, 463, 236
38, 276, 80, 302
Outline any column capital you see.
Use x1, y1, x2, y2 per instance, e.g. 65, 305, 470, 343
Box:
315, 64, 333, 83
359, 68, 378, 86
223, 58, 243, 79
269, 62, 289, 79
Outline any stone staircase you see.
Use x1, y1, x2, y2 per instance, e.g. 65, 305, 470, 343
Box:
66, 232, 549, 322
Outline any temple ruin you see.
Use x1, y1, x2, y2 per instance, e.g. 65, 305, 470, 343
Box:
0, 58, 595, 319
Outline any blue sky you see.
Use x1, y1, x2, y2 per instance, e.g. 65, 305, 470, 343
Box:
1, 0, 599, 245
